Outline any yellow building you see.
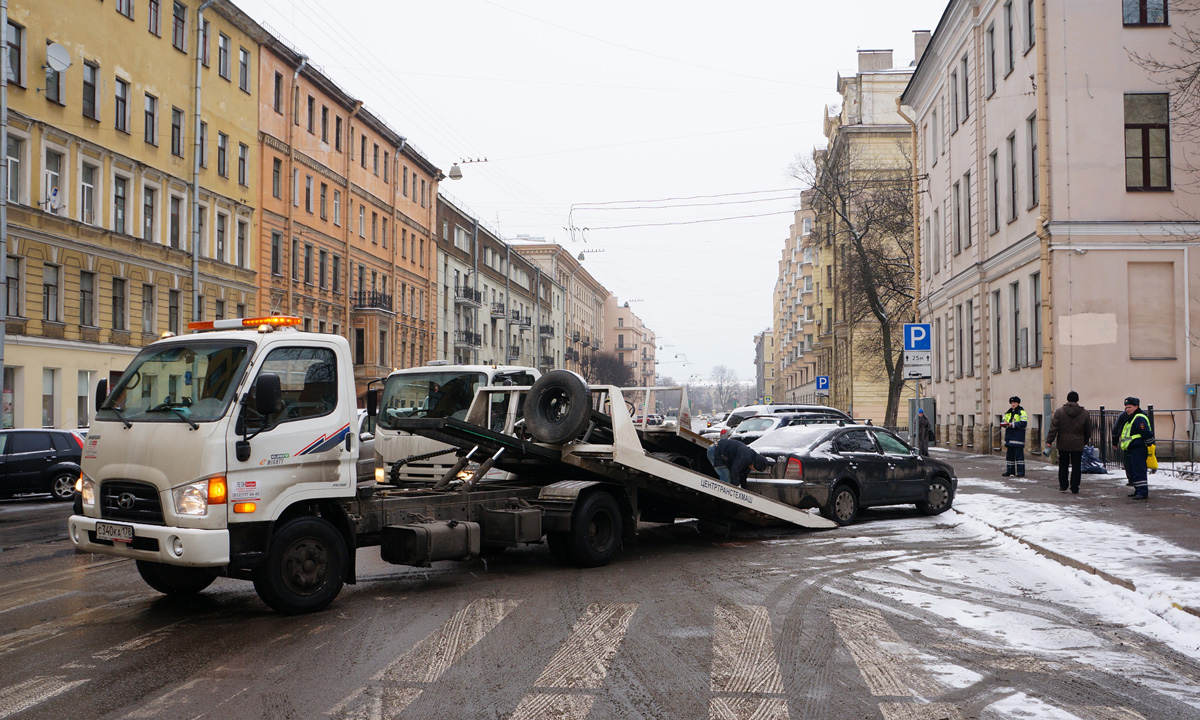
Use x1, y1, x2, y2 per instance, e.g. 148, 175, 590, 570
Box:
3, 0, 264, 428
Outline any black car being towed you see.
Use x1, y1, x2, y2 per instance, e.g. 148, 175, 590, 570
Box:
745, 423, 956, 525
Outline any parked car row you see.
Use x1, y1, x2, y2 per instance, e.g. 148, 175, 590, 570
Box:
701, 404, 852, 441
0, 429, 85, 501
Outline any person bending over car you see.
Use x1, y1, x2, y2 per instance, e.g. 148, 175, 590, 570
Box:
707, 438, 771, 488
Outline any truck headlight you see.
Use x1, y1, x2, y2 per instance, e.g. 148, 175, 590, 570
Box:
78, 473, 95, 506
173, 480, 210, 516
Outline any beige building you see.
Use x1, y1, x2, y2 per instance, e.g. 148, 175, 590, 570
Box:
774, 201, 820, 402
753, 329, 774, 401
513, 241, 607, 376
901, 1, 1200, 450
603, 297, 656, 386
3, 0, 263, 428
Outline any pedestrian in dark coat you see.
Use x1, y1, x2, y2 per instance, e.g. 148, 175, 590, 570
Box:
707, 438, 771, 488
1045, 391, 1093, 494
1000, 396, 1029, 477
917, 408, 932, 456
1116, 397, 1154, 499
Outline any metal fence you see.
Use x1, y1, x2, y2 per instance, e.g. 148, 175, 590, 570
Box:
1087, 406, 1200, 477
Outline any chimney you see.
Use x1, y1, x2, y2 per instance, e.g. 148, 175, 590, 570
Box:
913, 30, 932, 65
857, 49, 894, 73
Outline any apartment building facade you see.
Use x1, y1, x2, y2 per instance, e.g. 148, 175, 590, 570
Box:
901, 0, 1200, 450
3, 0, 261, 429
753, 329, 774, 401
603, 297, 656, 386
257, 38, 438, 397
774, 202, 820, 403
513, 242, 608, 376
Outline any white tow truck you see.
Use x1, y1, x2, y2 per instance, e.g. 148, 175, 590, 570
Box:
68, 317, 834, 615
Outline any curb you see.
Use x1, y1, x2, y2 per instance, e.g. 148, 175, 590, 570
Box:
952, 508, 1200, 620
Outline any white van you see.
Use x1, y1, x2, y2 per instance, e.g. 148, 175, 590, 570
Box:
373, 363, 540, 483
700, 404, 851, 441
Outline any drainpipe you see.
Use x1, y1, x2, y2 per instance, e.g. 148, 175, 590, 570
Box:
895, 97, 920, 323
190, 0, 216, 321
1, 0, 8, 398
284, 53, 308, 322
392, 137, 404, 367
1035, 0, 1053, 423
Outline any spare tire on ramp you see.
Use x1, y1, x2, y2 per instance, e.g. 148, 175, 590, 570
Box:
525, 370, 592, 444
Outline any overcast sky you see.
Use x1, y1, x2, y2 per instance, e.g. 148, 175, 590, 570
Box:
236, 0, 949, 382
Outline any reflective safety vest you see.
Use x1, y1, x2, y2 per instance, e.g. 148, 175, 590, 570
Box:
1120, 412, 1151, 451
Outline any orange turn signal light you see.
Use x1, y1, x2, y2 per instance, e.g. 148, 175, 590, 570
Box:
207, 476, 228, 504
233, 502, 256, 513
187, 316, 303, 331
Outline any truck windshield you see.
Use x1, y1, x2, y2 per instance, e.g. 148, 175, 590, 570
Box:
377, 371, 487, 428
96, 340, 253, 424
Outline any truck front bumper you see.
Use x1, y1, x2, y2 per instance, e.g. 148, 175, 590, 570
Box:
68, 515, 229, 567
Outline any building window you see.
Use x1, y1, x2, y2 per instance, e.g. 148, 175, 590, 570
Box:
216, 213, 227, 262
142, 284, 155, 334
360, 135, 367, 168
1004, 1, 1014, 74
319, 182, 327, 219
114, 78, 129, 132
304, 244, 313, 284
271, 231, 282, 275
963, 172, 972, 248
168, 289, 179, 334
989, 151, 999, 233
273, 71, 283, 114
43, 265, 60, 323
238, 143, 248, 185
965, 298, 975, 376
215, 299, 225, 321
80, 271, 95, 326
169, 195, 182, 248
335, 116, 342, 151
218, 33, 230, 79
5, 136, 18, 204
143, 186, 155, 241
82, 63, 99, 119
307, 96, 315, 133
373, 143, 379, 175
171, 1, 186, 51
319, 249, 328, 289
239, 47, 250, 92
1028, 115, 1039, 206
333, 190, 341, 225
371, 212, 378, 243
144, 94, 157, 145
81, 164, 97, 225
112, 278, 127, 330
1007, 133, 1018, 220
359, 205, 365, 236
1026, 0, 1035, 49
961, 56, 970, 119
116, 0, 135, 18
991, 290, 1002, 372
384, 152, 389, 182
45, 47, 64, 103
148, 0, 160, 35
950, 70, 959, 131
382, 218, 387, 248
42, 369, 57, 428
985, 24, 996, 97
332, 255, 341, 293
305, 175, 313, 213
272, 157, 282, 198
170, 107, 183, 156
379, 330, 389, 366
1031, 271, 1042, 360
1124, 0, 1167, 25
1010, 281, 1022, 368
932, 208, 940, 269
113, 175, 127, 234
198, 121, 207, 167
291, 238, 298, 280
292, 168, 299, 207
44, 149, 63, 214
354, 329, 365, 365
1125, 93, 1171, 190
237, 220, 247, 267
217, 132, 228, 177
952, 181, 962, 255
199, 18, 209, 66
4, 21, 21, 86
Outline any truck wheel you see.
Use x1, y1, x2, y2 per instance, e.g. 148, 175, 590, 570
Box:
253, 517, 347, 614
50, 471, 77, 501
566, 492, 622, 567
524, 370, 591, 444
136, 560, 217, 595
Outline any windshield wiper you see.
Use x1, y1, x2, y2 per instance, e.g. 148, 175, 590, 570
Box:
109, 406, 132, 429
149, 403, 199, 430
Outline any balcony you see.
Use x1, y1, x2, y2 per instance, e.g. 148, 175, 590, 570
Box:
582, 336, 591, 347
538, 324, 554, 338
571, 331, 581, 343
454, 330, 482, 349
455, 285, 483, 307
539, 355, 555, 369
507, 347, 521, 361
491, 302, 507, 318
510, 310, 532, 330
353, 290, 393, 311
564, 348, 579, 362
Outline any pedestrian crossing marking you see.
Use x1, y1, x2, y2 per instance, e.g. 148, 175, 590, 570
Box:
709, 697, 789, 720
711, 605, 785, 695
507, 692, 595, 720
0, 676, 88, 720
829, 608, 938, 698
879, 702, 964, 720
533, 603, 637, 689
1068, 708, 1148, 720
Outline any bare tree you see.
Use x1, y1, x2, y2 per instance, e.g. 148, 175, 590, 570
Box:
790, 140, 915, 426
710, 365, 739, 410
588, 351, 635, 386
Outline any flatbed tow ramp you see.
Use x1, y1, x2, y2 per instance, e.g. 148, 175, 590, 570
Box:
391, 375, 836, 532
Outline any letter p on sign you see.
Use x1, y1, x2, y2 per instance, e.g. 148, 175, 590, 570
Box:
904, 323, 931, 351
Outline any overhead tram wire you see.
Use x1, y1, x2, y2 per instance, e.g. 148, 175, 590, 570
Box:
572, 186, 802, 206
273, 0, 565, 225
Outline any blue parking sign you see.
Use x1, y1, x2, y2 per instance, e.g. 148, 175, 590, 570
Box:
904, 323, 932, 351
816, 376, 830, 391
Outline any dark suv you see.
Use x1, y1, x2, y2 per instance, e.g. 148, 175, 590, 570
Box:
0, 429, 84, 501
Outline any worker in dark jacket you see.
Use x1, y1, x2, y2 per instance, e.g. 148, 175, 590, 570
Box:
1116, 397, 1154, 499
707, 438, 771, 488
1001, 396, 1029, 477
1045, 391, 1094, 494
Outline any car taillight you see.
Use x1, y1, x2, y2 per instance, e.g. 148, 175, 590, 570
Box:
784, 458, 803, 480
72, 433, 83, 449
720, 428, 728, 437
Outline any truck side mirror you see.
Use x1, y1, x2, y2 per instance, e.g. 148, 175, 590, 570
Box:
95, 379, 108, 412
366, 388, 378, 417
255, 373, 283, 416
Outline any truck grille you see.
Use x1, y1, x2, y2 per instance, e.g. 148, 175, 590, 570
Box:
100, 481, 165, 525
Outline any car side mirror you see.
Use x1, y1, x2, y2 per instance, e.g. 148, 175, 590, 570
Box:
255, 373, 283, 416
95, 379, 109, 412
366, 388, 378, 417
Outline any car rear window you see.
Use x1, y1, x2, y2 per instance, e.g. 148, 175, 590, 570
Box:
750, 425, 835, 452
9, 433, 52, 454
737, 417, 777, 433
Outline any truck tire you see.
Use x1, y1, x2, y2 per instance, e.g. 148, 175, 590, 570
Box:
136, 560, 217, 595
565, 492, 622, 567
524, 370, 591, 444
253, 516, 347, 614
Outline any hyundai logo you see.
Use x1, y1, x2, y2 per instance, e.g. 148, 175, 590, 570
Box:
117, 492, 137, 510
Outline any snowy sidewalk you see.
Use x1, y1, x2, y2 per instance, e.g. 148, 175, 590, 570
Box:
934, 447, 1200, 615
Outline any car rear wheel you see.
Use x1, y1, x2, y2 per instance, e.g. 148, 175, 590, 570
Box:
50, 471, 77, 501
918, 477, 954, 515
820, 483, 858, 525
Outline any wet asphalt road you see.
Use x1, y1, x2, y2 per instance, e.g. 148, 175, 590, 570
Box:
3, 487, 1200, 720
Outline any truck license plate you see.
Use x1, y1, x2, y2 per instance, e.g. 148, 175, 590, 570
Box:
96, 522, 134, 543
